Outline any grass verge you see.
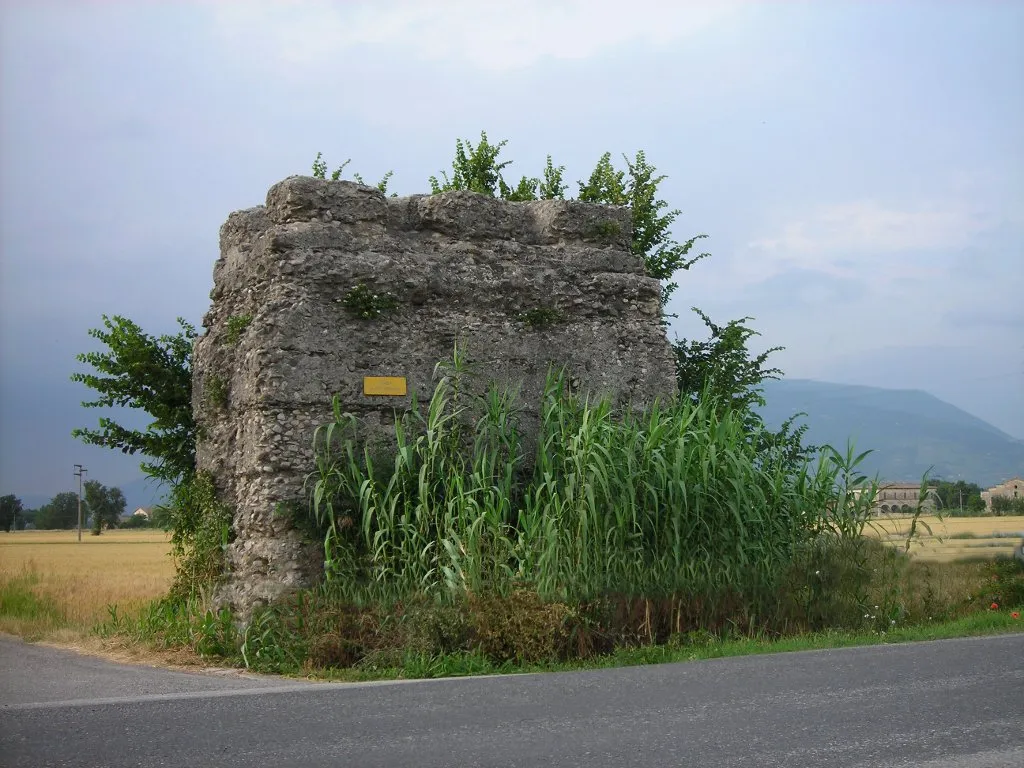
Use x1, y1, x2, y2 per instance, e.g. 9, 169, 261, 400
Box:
0, 573, 68, 638
260, 612, 1024, 682
89, 553, 1023, 681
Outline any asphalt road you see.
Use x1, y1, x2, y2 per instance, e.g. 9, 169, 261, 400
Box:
2, 633, 1022, 767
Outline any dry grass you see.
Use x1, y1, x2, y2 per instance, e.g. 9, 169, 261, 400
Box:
0, 529, 174, 638
897, 558, 997, 618
867, 515, 1024, 563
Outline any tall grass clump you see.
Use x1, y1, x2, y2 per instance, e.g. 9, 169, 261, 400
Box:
307, 347, 882, 645
309, 349, 523, 605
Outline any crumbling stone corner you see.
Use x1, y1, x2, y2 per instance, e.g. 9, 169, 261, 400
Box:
193, 177, 677, 619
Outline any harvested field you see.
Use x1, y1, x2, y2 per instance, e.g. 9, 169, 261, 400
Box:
868, 515, 1024, 562
0, 529, 174, 637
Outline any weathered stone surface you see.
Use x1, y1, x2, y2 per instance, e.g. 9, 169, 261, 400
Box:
194, 177, 677, 618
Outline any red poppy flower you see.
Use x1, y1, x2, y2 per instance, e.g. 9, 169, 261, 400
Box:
1013, 612, 1020, 620
990, 602, 999, 610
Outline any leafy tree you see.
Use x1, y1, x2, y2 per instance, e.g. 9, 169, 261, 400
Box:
670, 309, 814, 468
71, 315, 197, 486
427, 132, 568, 203
538, 156, 569, 200
992, 495, 1024, 516
121, 513, 151, 529
578, 151, 709, 312
17, 508, 35, 530
427, 134, 789, 411
932, 480, 986, 515
35, 492, 80, 530
149, 504, 173, 530
425, 133, 787, 409
0, 494, 23, 532
422, 133, 709, 315
674, 309, 784, 413
429, 132, 513, 196
84, 480, 127, 534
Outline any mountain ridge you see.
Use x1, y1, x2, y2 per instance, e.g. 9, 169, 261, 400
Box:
758, 378, 1024, 486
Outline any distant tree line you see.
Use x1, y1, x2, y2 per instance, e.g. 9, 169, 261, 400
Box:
0, 491, 82, 531
932, 480, 986, 515
0, 482, 173, 532
932, 479, 1024, 517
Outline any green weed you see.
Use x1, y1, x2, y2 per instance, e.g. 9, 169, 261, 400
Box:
99, 595, 238, 659
518, 307, 564, 329
588, 219, 623, 241
340, 284, 398, 320
224, 315, 252, 345
0, 573, 66, 633
204, 375, 228, 410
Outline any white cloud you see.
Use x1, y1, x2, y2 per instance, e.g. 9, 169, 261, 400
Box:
208, 0, 741, 73
740, 199, 991, 284
750, 200, 989, 254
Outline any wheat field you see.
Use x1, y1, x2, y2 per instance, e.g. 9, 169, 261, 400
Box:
0, 529, 175, 636
868, 515, 1024, 562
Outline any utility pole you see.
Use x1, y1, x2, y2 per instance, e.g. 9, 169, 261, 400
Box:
74, 464, 87, 542
959, 488, 964, 515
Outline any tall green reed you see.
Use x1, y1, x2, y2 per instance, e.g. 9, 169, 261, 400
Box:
308, 347, 875, 634
308, 348, 522, 604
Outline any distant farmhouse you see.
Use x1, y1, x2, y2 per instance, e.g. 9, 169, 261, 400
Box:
981, 477, 1023, 512
873, 482, 938, 514
120, 506, 152, 523
852, 482, 938, 515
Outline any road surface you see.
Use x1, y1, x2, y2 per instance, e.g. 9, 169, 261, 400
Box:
2, 633, 1022, 767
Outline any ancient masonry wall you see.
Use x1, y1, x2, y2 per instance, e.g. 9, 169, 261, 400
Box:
193, 176, 678, 616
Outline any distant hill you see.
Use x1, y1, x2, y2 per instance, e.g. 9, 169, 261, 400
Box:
757, 379, 1024, 487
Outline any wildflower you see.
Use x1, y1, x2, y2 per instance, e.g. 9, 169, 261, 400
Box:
1012, 612, 1020, 620
990, 602, 999, 610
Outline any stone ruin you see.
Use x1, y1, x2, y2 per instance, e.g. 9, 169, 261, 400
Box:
193, 176, 677, 616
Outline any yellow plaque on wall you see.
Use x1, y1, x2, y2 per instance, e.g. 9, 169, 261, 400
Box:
363, 376, 408, 396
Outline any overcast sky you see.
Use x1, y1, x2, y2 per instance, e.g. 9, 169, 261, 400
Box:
1, 0, 1022, 504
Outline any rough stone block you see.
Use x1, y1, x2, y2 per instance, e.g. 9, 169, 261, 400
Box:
193, 178, 677, 617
